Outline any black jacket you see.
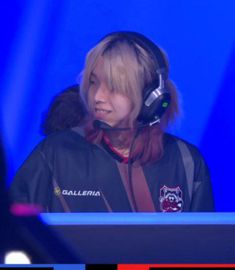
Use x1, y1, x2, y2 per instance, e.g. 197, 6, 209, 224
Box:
10, 130, 215, 212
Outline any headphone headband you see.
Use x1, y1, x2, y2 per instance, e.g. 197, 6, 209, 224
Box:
101, 31, 168, 78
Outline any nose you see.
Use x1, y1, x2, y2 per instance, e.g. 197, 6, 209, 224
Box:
94, 84, 108, 103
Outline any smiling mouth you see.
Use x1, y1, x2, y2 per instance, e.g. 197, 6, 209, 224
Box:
95, 108, 111, 114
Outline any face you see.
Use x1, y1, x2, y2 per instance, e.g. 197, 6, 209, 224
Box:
88, 59, 133, 127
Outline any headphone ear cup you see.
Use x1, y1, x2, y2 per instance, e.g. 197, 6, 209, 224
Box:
137, 83, 171, 124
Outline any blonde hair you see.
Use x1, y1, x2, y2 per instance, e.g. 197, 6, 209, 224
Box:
80, 32, 180, 163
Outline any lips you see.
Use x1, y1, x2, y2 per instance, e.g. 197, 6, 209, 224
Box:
95, 108, 111, 113
94, 108, 111, 118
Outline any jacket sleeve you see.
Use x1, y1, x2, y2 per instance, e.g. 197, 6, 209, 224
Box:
9, 145, 52, 210
190, 154, 215, 212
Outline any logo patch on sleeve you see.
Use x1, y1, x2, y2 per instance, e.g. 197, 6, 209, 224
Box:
159, 185, 183, 212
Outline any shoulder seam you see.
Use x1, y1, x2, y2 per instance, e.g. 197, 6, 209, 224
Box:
176, 140, 195, 201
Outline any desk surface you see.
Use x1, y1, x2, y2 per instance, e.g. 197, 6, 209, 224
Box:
39, 213, 235, 263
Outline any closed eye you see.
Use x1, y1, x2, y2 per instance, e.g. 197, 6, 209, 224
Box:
89, 72, 99, 86
89, 78, 95, 85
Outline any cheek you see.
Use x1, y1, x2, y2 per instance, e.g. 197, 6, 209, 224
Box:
117, 101, 133, 121
124, 102, 132, 115
122, 99, 133, 114
110, 93, 133, 114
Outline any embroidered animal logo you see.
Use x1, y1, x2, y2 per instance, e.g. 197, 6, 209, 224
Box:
159, 185, 183, 212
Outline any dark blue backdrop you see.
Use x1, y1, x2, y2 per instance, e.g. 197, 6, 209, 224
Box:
1, 0, 235, 211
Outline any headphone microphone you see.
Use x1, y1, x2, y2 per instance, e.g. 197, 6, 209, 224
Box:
93, 118, 160, 131
93, 120, 132, 131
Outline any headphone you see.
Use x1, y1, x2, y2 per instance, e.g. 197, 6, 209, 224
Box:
100, 31, 171, 126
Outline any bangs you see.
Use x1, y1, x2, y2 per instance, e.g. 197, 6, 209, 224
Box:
80, 47, 100, 110
102, 41, 142, 98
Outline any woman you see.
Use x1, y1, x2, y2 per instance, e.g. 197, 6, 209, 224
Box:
10, 31, 214, 212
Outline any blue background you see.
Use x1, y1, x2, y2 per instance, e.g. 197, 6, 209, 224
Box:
1, 0, 235, 211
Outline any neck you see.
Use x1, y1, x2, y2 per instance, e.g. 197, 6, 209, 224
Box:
103, 130, 134, 154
